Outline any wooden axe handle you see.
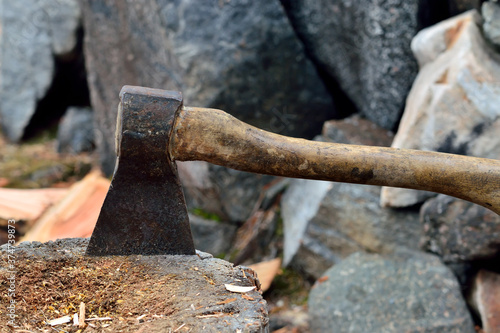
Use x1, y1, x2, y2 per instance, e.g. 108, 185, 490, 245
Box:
170, 106, 500, 214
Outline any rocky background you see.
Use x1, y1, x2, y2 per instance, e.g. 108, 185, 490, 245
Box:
1, 0, 500, 332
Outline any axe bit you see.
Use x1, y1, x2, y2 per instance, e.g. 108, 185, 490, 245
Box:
86, 85, 500, 256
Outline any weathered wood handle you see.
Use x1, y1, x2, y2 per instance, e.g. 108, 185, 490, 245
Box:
170, 106, 500, 215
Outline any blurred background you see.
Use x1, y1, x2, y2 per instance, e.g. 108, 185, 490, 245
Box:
1, 0, 500, 332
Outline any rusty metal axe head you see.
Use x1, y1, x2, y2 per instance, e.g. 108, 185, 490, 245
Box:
86, 86, 195, 256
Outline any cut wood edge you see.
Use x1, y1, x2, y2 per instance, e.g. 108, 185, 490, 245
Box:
0, 187, 68, 221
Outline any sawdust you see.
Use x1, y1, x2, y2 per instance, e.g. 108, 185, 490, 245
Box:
0, 255, 177, 332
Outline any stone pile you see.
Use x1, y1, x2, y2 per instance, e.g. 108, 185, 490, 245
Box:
296, 7, 500, 333
1, 1, 500, 332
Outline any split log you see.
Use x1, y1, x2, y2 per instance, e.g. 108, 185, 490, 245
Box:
21, 170, 110, 242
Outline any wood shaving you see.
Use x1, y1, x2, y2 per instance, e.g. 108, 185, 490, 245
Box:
224, 284, 256, 293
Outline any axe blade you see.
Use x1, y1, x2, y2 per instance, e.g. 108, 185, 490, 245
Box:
86, 86, 195, 256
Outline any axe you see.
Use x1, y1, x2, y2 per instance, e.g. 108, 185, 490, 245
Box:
86, 86, 500, 256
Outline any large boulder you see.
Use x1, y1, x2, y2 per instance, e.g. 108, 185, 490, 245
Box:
281, 116, 421, 279
281, 0, 420, 130
381, 10, 500, 208
80, 0, 335, 176
309, 250, 476, 333
420, 195, 500, 262
0, 0, 81, 142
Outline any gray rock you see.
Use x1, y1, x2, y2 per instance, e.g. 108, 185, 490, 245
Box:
57, 107, 94, 154
321, 114, 394, 146
281, 116, 421, 279
382, 10, 500, 208
309, 250, 475, 333
283, 180, 422, 279
421, 195, 500, 262
482, 1, 500, 49
281, 0, 419, 130
189, 214, 237, 257
80, 0, 335, 176
0, 0, 81, 142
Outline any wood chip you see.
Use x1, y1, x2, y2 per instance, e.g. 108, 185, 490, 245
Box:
242, 294, 254, 301
224, 284, 256, 293
73, 313, 79, 326
85, 317, 112, 321
216, 297, 237, 305
196, 313, 225, 318
317, 276, 329, 283
173, 323, 186, 332
47, 315, 71, 326
78, 302, 86, 327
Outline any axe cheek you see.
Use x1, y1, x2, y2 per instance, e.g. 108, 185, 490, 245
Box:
86, 86, 195, 256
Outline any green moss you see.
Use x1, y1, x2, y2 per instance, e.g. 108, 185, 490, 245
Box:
0, 130, 95, 188
23, 124, 58, 144
274, 215, 284, 238
266, 267, 310, 306
227, 249, 241, 263
214, 252, 226, 260
190, 208, 222, 222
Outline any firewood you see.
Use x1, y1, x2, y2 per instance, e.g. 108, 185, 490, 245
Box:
22, 170, 110, 242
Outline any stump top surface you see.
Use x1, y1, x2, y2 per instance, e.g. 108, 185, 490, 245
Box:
0, 238, 268, 332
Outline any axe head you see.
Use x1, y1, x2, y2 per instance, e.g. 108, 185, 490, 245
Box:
86, 86, 195, 256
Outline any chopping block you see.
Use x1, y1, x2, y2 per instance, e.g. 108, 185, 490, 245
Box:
0, 239, 268, 332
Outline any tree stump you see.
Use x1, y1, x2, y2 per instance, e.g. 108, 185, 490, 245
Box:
0, 238, 269, 332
